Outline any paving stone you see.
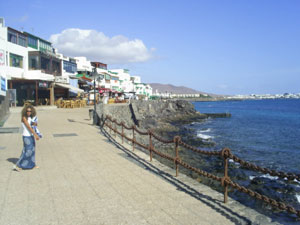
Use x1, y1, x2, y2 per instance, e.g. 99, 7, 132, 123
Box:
0, 107, 281, 225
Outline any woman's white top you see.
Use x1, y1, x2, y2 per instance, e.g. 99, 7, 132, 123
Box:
22, 117, 33, 136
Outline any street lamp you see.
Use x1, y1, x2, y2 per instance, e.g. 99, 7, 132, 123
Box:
91, 67, 100, 125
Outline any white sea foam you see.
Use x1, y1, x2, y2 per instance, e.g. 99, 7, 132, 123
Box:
197, 133, 212, 140
296, 194, 300, 203
201, 128, 211, 133
249, 174, 279, 181
249, 176, 255, 180
282, 177, 300, 185
293, 179, 300, 185
261, 174, 279, 180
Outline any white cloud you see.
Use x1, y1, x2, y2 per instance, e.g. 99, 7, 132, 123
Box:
49, 28, 154, 64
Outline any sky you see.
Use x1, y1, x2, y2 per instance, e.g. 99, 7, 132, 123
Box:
1, 0, 300, 95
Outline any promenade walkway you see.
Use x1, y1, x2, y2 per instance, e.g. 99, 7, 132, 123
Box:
0, 107, 279, 225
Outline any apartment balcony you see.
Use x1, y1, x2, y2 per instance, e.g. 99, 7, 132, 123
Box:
25, 70, 54, 81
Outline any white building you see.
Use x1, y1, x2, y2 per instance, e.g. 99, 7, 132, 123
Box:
0, 19, 58, 104
134, 83, 152, 98
0, 18, 86, 105
75, 56, 93, 73
0, 17, 152, 102
109, 69, 133, 93
0, 18, 7, 97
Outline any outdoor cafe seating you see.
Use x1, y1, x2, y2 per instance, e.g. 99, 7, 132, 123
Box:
55, 99, 87, 108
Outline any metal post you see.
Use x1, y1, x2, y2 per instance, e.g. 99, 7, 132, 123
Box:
174, 136, 180, 177
93, 73, 96, 125
121, 123, 124, 144
114, 121, 117, 137
109, 119, 112, 134
221, 148, 230, 204
149, 131, 152, 162
35, 81, 38, 106
132, 126, 135, 151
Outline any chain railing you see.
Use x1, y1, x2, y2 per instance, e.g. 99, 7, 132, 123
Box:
102, 115, 300, 219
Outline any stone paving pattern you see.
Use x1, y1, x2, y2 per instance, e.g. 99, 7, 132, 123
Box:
0, 107, 280, 225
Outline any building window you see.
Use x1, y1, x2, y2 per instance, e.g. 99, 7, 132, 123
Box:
41, 56, 50, 72
8, 30, 17, 44
39, 40, 52, 52
28, 36, 38, 49
29, 55, 39, 70
9, 53, 23, 68
52, 60, 61, 76
63, 60, 77, 73
8, 30, 27, 47
18, 34, 27, 47
1, 77, 6, 91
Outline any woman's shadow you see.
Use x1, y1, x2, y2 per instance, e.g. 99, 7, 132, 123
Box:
7, 158, 18, 165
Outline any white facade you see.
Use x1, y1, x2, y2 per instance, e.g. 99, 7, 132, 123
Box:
134, 83, 153, 97
0, 17, 151, 100
0, 21, 56, 85
131, 76, 141, 84
110, 74, 121, 91
0, 21, 7, 96
0, 26, 28, 82
95, 67, 111, 89
75, 57, 92, 72
110, 69, 133, 92
56, 53, 79, 84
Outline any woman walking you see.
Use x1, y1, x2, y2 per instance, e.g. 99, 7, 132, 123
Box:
14, 105, 40, 171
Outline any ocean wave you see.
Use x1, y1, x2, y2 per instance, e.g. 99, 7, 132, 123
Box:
296, 194, 300, 203
249, 174, 279, 180
249, 174, 300, 185
197, 133, 213, 140
200, 128, 211, 133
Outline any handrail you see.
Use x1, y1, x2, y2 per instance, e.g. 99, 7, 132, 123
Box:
101, 114, 300, 219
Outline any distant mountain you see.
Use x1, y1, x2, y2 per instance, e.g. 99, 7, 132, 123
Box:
148, 83, 211, 95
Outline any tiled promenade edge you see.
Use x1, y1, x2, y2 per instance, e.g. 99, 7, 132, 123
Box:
0, 107, 280, 225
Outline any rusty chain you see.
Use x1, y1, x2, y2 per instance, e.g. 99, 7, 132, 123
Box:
227, 153, 300, 182
134, 126, 148, 135
151, 146, 175, 162
224, 179, 300, 217
178, 160, 222, 182
135, 141, 148, 150
102, 114, 300, 218
115, 120, 123, 126
123, 123, 133, 130
179, 140, 220, 156
151, 132, 174, 144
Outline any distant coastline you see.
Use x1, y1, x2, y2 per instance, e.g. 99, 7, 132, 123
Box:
165, 96, 300, 102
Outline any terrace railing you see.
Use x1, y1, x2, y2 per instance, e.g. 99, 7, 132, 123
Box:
102, 115, 300, 219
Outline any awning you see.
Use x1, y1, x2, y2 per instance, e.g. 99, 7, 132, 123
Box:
55, 83, 84, 93
76, 73, 92, 82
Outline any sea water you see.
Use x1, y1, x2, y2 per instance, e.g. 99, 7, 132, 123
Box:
192, 99, 300, 174
191, 99, 300, 223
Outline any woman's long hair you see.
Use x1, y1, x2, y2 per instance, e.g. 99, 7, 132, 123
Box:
21, 104, 37, 121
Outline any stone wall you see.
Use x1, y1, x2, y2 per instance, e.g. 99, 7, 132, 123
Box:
96, 99, 230, 137
96, 99, 203, 129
